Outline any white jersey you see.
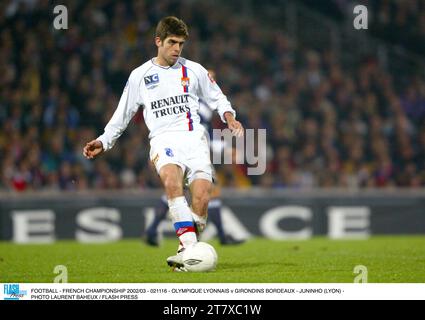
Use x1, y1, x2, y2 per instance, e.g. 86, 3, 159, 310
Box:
199, 99, 213, 123
97, 57, 236, 151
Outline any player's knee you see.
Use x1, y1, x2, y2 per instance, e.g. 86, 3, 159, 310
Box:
192, 190, 211, 208
163, 177, 182, 197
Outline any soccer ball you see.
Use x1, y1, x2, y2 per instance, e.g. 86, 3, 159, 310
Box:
182, 242, 218, 272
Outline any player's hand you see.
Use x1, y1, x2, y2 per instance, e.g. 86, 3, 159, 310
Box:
227, 119, 244, 137
224, 112, 244, 137
83, 140, 104, 159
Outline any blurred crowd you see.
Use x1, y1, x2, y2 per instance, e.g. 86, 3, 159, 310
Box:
0, 0, 424, 192
368, 0, 425, 55
307, 0, 425, 55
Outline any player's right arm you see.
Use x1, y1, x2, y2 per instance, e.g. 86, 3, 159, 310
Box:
83, 73, 142, 159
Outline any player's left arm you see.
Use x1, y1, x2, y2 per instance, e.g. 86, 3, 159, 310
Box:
197, 64, 243, 137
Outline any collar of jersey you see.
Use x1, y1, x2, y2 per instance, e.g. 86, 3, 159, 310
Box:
151, 57, 181, 69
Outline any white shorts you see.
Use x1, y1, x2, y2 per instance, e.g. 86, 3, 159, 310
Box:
149, 130, 214, 185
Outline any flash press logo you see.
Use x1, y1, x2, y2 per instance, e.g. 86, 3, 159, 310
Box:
3, 284, 28, 300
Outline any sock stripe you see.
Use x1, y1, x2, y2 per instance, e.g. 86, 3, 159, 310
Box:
176, 226, 196, 236
174, 221, 196, 237
174, 221, 194, 230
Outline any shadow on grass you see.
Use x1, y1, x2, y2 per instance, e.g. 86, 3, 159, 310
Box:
219, 261, 298, 270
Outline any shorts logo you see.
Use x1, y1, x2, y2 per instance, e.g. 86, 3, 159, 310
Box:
165, 148, 174, 157
144, 74, 159, 87
151, 153, 159, 166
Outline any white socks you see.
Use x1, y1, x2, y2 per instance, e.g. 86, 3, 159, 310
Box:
168, 196, 197, 249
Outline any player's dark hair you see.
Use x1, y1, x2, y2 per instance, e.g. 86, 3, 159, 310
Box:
155, 16, 189, 41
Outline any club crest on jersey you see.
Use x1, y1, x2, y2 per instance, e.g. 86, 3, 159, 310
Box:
165, 148, 174, 157
181, 77, 190, 87
144, 74, 159, 87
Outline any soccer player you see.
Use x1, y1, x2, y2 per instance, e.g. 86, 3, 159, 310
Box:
83, 17, 244, 270
145, 69, 245, 247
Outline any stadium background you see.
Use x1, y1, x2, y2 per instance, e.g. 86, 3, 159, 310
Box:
1, 0, 424, 192
0, 0, 424, 282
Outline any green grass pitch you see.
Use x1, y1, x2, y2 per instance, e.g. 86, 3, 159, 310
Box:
1, 236, 424, 283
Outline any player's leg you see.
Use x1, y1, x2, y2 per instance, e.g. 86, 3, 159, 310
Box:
208, 185, 245, 245
204, 184, 225, 241
185, 131, 214, 237
159, 164, 198, 269
145, 194, 168, 246
207, 196, 226, 242
189, 178, 212, 236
